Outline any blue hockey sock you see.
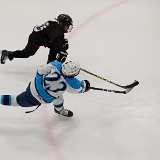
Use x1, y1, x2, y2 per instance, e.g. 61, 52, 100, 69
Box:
0, 95, 12, 106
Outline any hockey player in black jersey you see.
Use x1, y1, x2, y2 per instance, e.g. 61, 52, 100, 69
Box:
0, 14, 73, 64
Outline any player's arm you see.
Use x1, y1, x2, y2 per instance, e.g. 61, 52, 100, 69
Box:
66, 78, 90, 94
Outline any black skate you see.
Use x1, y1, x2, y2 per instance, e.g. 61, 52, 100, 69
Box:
0, 50, 12, 64
54, 107, 73, 117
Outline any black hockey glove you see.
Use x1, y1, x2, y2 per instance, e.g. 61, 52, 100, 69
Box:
63, 38, 69, 50
56, 51, 68, 63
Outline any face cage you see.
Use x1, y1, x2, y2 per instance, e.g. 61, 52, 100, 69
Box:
66, 24, 73, 33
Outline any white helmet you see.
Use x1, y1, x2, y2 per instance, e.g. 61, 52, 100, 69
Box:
62, 60, 80, 77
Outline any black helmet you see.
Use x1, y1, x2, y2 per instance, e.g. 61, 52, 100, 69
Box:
57, 14, 73, 25
56, 14, 73, 33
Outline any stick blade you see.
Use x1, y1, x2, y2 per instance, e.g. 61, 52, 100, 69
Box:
125, 87, 135, 94
124, 80, 139, 89
124, 81, 139, 94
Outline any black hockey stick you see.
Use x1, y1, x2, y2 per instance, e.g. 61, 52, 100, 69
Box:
81, 68, 139, 89
90, 86, 135, 94
25, 104, 41, 113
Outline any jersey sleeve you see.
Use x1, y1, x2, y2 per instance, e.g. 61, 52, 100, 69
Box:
65, 77, 86, 94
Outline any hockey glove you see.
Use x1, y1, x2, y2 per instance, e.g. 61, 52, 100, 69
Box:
56, 51, 68, 63
83, 80, 90, 92
63, 38, 69, 50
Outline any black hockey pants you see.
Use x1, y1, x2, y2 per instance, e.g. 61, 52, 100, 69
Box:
9, 43, 39, 59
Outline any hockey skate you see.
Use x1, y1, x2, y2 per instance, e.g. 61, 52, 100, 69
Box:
0, 50, 12, 64
54, 107, 73, 117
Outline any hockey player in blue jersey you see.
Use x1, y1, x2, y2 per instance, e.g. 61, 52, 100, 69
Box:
0, 60, 90, 117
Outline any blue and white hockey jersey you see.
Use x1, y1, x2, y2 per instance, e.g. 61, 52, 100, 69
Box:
30, 60, 86, 105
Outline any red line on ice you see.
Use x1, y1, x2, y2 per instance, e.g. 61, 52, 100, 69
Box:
67, 0, 129, 39
42, 0, 129, 159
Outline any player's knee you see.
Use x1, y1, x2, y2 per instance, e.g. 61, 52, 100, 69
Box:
23, 43, 38, 57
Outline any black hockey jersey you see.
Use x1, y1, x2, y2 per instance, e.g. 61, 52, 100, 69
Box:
29, 21, 66, 52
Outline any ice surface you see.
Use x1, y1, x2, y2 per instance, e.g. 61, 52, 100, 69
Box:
0, 0, 160, 160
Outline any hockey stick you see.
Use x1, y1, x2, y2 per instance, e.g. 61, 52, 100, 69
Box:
90, 86, 135, 94
80, 68, 139, 89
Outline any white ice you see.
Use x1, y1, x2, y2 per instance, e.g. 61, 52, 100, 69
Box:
0, 0, 160, 160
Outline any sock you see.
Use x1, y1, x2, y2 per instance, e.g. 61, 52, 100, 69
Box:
0, 95, 19, 106
0, 95, 12, 106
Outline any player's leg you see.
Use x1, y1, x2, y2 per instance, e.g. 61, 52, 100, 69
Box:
0, 43, 39, 64
16, 83, 40, 107
53, 95, 73, 117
